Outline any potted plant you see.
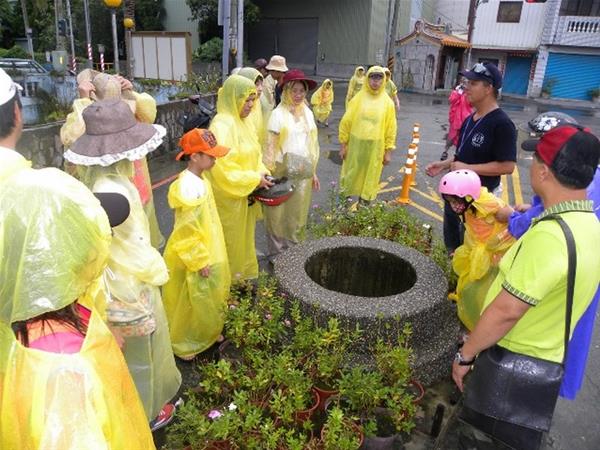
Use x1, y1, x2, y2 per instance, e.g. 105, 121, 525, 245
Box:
320, 406, 364, 450
541, 79, 557, 99
588, 87, 600, 104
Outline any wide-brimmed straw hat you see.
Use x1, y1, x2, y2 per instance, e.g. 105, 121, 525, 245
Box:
64, 99, 166, 167
281, 69, 317, 90
266, 55, 288, 72
77, 68, 137, 113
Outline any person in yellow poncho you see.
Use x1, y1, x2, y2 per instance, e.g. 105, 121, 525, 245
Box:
263, 69, 320, 257
310, 78, 334, 126
238, 67, 267, 146
0, 68, 31, 182
64, 100, 182, 428
207, 75, 273, 281
345, 66, 365, 107
60, 69, 165, 249
0, 167, 155, 450
383, 67, 400, 110
339, 66, 397, 203
439, 169, 515, 330
163, 128, 231, 360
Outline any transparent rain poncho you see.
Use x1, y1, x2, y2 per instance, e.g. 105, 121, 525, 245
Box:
162, 172, 231, 358
0, 167, 154, 449
238, 67, 267, 147
263, 82, 320, 244
206, 75, 268, 281
0, 148, 30, 182
339, 66, 397, 201
452, 187, 516, 330
77, 161, 181, 419
61, 90, 164, 248
310, 79, 334, 123
345, 66, 365, 107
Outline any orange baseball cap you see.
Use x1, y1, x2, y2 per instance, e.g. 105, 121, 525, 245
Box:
176, 128, 229, 160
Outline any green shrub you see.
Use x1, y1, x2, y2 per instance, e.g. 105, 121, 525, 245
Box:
194, 37, 223, 62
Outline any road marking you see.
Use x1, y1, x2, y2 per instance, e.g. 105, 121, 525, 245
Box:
410, 187, 444, 208
500, 175, 509, 204
419, 140, 446, 146
152, 173, 179, 190
512, 166, 524, 205
405, 201, 443, 222
379, 185, 402, 194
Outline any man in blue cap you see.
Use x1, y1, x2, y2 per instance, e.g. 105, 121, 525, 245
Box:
426, 62, 517, 254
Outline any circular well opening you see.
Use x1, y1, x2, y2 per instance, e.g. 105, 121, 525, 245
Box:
304, 247, 417, 297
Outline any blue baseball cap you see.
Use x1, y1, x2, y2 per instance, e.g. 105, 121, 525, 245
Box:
459, 62, 503, 89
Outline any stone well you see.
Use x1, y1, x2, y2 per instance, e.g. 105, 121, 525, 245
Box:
274, 236, 460, 385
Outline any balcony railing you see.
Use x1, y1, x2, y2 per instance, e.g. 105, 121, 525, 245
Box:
554, 16, 600, 47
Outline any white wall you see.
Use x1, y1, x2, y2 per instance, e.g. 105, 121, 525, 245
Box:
432, 0, 470, 38
471, 0, 547, 50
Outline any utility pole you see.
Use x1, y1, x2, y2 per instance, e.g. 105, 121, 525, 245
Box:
65, 0, 77, 71
219, 0, 231, 79
19, 0, 34, 59
83, 0, 93, 68
387, 0, 401, 74
467, 0, 488, 67
236, 0, 244, 68
55, 0, 67, 51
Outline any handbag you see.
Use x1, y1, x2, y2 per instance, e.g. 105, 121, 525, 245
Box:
461, 214, 577, 450
106, 289, 157, 337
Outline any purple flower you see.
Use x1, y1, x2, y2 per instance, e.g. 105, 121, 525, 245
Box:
330, 180, 337, 186
284, 319, 291, 327
208, 410, 222, 420
265, 313, 273, 320
312, 204, 319, 209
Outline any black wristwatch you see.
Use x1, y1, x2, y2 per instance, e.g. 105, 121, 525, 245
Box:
454, 350, 476, 366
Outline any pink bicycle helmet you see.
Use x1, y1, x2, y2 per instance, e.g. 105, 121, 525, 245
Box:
438, 169, 481, 200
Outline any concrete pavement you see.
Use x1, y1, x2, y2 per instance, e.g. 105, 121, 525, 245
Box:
149, 83, 600, 449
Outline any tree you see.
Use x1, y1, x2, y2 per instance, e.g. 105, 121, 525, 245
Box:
185, 0, 260, 42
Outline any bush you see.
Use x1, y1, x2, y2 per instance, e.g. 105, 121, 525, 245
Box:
194, 37, 223, 62
0, 45, 30, 59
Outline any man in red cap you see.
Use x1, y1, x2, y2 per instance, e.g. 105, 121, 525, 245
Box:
452, 124, 600, 449
162, 128, 231, 361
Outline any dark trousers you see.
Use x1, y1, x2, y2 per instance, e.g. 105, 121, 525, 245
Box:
443, 201, 464, 253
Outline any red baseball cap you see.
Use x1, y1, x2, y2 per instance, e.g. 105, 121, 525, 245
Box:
521, 124, 593, 165
176, 128, 229, 160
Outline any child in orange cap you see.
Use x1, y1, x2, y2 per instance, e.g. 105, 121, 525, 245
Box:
162, 129, 231, 360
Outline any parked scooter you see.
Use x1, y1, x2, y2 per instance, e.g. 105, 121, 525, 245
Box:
181, 95, 216, 133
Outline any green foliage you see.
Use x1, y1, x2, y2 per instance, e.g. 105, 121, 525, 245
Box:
0, 45, 29, 59
308, 186, 455, 289
35, 88, 72, 123
321, 407, 361, 450
588, 87, 600, 99
186, 0, 260, 41
193, 37, 223, 62
135, 0, 166, 31
541, 78, 558, 95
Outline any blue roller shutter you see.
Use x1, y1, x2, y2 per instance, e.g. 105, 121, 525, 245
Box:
503, 56, 533, 95
544, 53, 600, 100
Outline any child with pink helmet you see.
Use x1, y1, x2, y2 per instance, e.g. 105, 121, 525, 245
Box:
439, 169, 515, 330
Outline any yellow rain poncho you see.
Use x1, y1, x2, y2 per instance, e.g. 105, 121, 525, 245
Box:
238, 67, 267, 146
263, 82, 320, 249
345, 66, 365, 107
207, 75, 269, 281
452, 188, 516, 330
339, 66, 397, 201
383, 68, 398, 98
61, 89, 165, 249
163, 171, 231, 358
0, 167, 154, 449
310, 79, 334, 123
0, 147, 30, 182
77, 161, 182, 419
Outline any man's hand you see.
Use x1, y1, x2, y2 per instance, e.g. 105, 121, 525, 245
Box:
383, 150, 392, 166
258, 174, 275, 189
515, 203, 532, 213
450, 161, 469, 171
452, 361, 471, 392
78, 80, 95, 99
115, 75, 133, 91
425, 159, 450, 177
200, 266, 211, 278
339, 143, 348, 160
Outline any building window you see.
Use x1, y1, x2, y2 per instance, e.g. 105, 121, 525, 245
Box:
497, 1, 523, 23
560, 0, 600, 17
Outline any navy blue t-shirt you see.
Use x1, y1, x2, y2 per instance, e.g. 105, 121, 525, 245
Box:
455, 108, 516, 191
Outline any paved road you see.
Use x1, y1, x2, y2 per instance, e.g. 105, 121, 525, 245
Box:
149, 84, 600, 449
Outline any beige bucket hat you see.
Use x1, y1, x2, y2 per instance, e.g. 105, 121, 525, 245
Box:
64, 99, 166, 167
266, 55, 288, 72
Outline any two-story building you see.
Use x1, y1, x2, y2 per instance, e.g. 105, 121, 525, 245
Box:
531, 0, 600, 100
